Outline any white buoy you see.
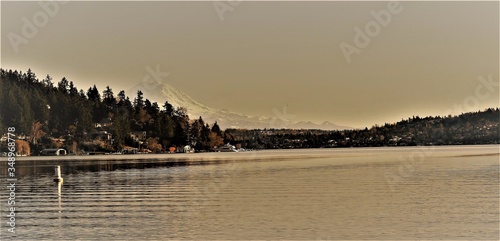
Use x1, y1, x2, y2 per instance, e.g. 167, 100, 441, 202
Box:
54, 166, 63, 182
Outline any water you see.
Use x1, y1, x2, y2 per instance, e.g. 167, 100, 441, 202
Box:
1, 145, 498, 240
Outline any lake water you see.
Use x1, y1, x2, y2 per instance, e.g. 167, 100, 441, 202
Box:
1, 145, 498, 240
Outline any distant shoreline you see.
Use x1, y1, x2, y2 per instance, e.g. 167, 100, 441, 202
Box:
5, 144, 499, 162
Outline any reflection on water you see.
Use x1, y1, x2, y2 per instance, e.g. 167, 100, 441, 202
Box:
1, 146, 498, 240
0, 158, 223, 177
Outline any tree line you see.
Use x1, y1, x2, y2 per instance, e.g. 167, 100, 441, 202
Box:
0, 69, 229, 154
226, 108, 499, 149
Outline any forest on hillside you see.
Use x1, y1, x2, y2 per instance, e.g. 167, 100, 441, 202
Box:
0, 69, 228, 154
0, 69, 498, 155
226, 108, 499, 149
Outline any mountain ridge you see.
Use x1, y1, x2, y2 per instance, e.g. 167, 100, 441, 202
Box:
128, 82, 351, 130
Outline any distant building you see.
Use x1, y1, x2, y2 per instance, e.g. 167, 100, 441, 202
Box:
91, 130, 112, 144
101, 118, 113, 127
94, 118, 113, 128
121, 147, 138, 154
130, 131, 147, 142
40, 148, 67, 156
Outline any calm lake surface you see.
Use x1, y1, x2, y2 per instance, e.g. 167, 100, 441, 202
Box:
1, 145, 498, 240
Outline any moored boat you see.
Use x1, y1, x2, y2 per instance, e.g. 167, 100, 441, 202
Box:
214, 144, 238, 152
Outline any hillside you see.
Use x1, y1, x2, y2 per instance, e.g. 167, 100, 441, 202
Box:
226, 108, 500, 149
0, 69, 227, 153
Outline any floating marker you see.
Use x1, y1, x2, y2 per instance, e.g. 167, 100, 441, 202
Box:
54, 165, 63, 182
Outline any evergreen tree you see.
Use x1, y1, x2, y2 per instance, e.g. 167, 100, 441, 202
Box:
155, 112, 175, 148
134, 90, 144, 114
79, 89, 87, 99
143, 100, 159, 119
117, 90, 126, 103
87, 85, 101, 102
200, 123, 211, 150
102, 86, 115, 109
25, 68, 36, 83
112, 106, 131, 149
4, 87, 22, 131
42, 74, 54, 88
18, 94, 34, 133
30, 91, 50, 124
69, 81, 78, 96
172, 107, 189, 146
58, 77, 69, 94
211, 121, 222, 136
163, 101, 174, 116
190, 117, 204, 148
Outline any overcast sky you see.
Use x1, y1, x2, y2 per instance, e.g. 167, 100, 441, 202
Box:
1, 1, 498, 128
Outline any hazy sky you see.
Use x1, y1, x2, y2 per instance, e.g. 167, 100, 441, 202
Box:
1, 1, 498, 128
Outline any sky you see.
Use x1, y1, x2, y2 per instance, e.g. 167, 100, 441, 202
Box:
1, 1, 498, 128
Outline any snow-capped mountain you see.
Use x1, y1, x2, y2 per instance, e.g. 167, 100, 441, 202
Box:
127, 82, 351, 130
